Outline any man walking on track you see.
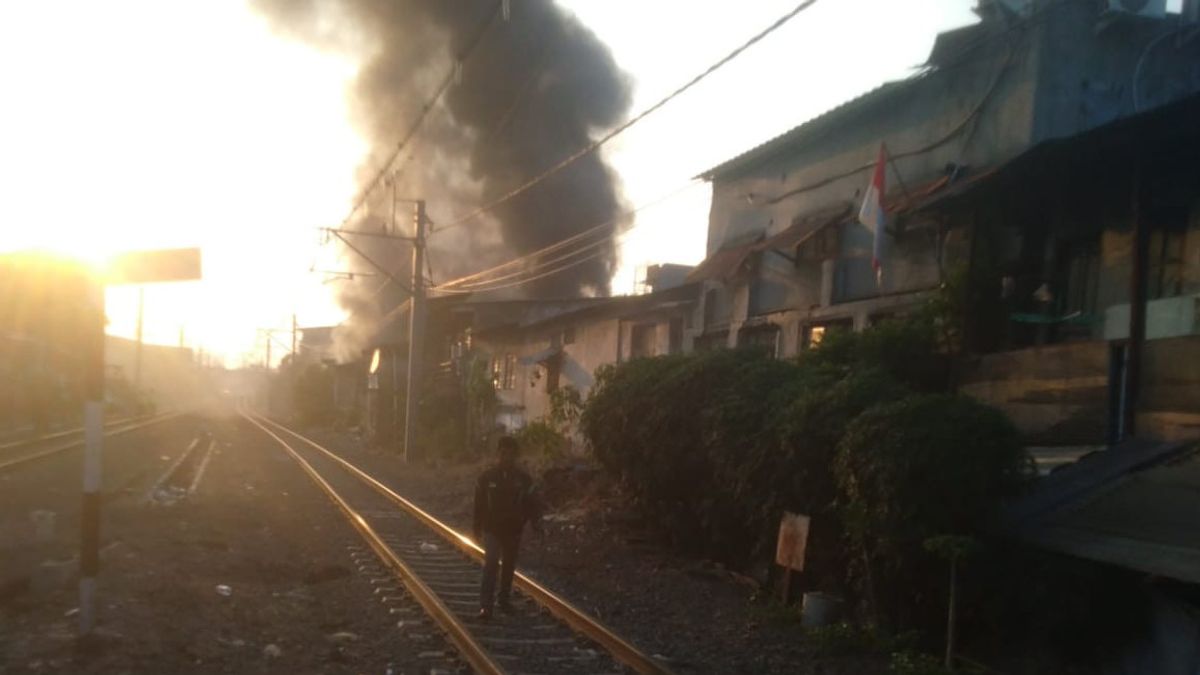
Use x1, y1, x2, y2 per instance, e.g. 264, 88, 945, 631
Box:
474, 435, 542, 620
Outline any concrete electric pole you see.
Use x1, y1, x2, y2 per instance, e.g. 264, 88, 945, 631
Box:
403, 200, 426, 463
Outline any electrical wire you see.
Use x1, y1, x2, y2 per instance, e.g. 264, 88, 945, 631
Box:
436, 218, 616, 288
434, 179, 705, 291
334, 2, 502, 234
445, 235, 613, 290
433, 248, 612, 295
440, 0, 820, 230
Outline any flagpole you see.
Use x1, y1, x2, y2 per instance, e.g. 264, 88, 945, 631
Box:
883, 143, 914, 206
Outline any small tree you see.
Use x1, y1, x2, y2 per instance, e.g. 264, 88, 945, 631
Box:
923, 535, 981, 671
835, 394, 1030, 632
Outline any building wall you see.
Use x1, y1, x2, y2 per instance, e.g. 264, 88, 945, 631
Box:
702, 6, 1200, 350
478, 316, 623, 432
1031, 3, 1200, 143
962, 333, 1200, 444
960, 340, 1111, 445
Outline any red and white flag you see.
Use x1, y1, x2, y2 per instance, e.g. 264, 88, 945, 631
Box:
858, 143, 887, 286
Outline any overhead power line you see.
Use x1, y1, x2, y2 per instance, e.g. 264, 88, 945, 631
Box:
434, 247, 614, 295
331, 1, 503, 232
441, 0, 820, 230
433, 179, 705, 294
445, 235, 612, 290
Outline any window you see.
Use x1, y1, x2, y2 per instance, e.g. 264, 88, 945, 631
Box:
703, 288, 720, 328
562, 325, 576, 345
504, 354, 517, 390
796, 224, 840, 263
1062, 241, 1100, 314
668, 317, 683, 355
694, 330, 728, 352
740, 325, 779, 357
492, 354, 518, 390
630, 324, 656, 358
801, 319, 852, 350
1149, 230, 1186, 300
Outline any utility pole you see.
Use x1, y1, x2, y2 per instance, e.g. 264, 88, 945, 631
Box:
291, 313, 298, 360
1124, 160, 1149, 439
403, 200, 426, 463
79, 274, 104, 636
134, 287, 144, 388
265, 334, 272, 370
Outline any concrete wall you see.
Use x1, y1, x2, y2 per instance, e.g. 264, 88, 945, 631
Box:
1142, 335, 1200, 413
960, 340, 1111, 444
477, 297, 696, 434
961, 334, 1200, 444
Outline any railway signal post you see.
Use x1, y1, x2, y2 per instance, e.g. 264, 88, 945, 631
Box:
79, 248, 200, 637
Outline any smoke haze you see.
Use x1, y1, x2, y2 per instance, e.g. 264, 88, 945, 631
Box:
253, 0, 632, 357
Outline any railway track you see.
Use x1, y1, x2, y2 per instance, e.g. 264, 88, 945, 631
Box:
243, 410, 674, 675
0, 412, 179, 472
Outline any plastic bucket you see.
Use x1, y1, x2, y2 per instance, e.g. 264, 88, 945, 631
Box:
800, 591, 842, 628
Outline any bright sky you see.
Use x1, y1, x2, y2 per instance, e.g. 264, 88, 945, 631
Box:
1, 0, 1003, 366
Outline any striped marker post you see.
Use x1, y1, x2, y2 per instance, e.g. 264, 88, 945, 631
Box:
79, 276, 105, 635
76, 246, 200, 636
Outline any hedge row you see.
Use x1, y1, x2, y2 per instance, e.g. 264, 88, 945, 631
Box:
580, 315, 1032, 632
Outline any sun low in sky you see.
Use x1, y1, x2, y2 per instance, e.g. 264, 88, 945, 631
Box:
0, 0, 362, 364
1, 0, 989, 366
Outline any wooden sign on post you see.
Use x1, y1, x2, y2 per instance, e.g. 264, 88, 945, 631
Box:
105, 247, 201, 285
776, 512, 810, 603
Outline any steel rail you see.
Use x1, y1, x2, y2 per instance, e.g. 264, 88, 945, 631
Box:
241, 412, 506, 675
0, 415, 142, 451
252, 413, 675, 675
0, 412, 180, 473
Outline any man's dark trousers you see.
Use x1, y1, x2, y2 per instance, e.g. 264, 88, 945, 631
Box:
480, 530, 520, 611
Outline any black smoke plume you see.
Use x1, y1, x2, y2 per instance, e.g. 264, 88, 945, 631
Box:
254, 0, 632, 331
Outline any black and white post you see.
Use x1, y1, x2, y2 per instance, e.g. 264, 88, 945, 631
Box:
79, 274, 105, 635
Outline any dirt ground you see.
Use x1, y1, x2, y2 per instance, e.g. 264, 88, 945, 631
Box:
305, 428, 891, 675
1, 414, 451, 674
3, 413, 892, 674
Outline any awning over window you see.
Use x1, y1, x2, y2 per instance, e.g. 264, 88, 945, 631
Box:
685, 241, 761, 283
761, 203, 853, 253
518, 345, 561, 366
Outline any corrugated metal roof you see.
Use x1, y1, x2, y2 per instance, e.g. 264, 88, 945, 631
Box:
1006, 438, 1200, 584
696, 79, 917, 180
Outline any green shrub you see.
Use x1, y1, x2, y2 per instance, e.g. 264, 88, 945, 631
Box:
835, 394, 1031, 631
581, 348, 915, 570
715, 367, 910, 579
514, 420, 570, 460
798, 314, 948, 392
582, 349, 803, 561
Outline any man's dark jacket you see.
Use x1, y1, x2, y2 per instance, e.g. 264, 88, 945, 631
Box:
473, 465, 540, 537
